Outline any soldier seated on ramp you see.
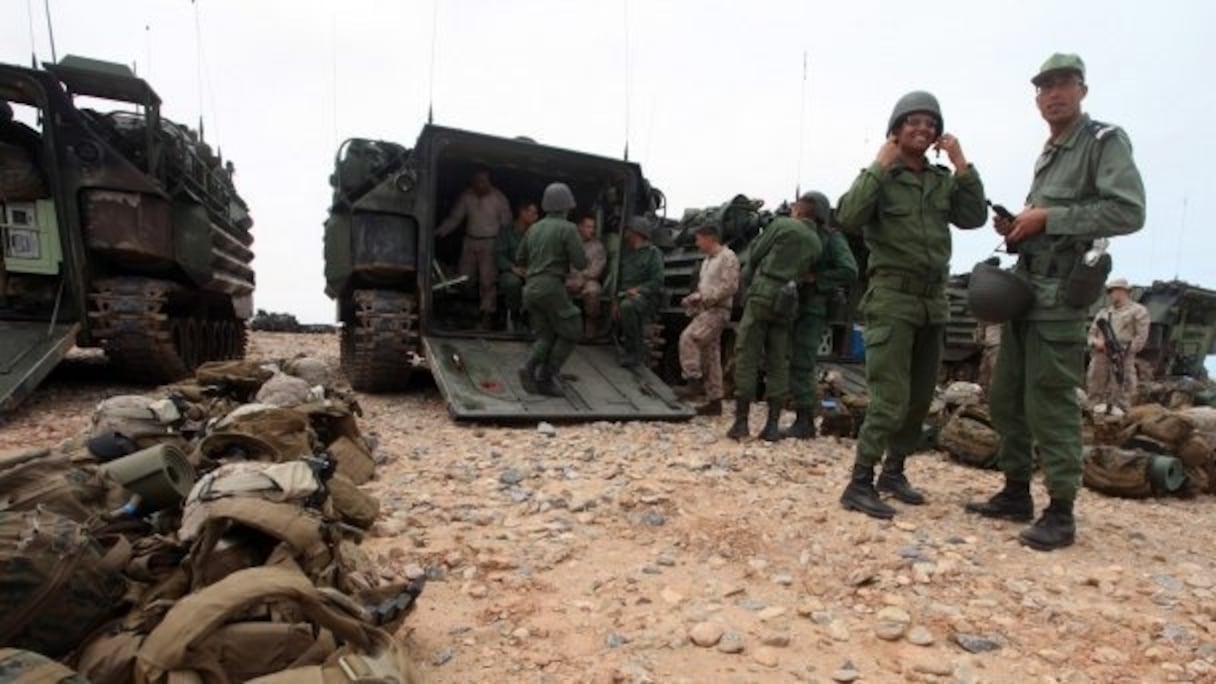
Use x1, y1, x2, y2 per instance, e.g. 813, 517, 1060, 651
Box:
612, 219, 664, 368
566, 213, 607, 339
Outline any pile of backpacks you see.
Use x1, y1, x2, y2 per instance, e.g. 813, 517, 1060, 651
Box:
0, 358, 423, 683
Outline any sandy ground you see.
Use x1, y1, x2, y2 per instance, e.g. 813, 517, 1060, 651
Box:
3, 332, 1215, 683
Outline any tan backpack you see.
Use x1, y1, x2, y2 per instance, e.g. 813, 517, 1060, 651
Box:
0, 447, 125, 523
1083, 446, 1154, 498
938, 405, 999, 469
0, 647, 88, 683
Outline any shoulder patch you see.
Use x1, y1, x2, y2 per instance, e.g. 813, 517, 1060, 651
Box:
1085, 119, 1120, 141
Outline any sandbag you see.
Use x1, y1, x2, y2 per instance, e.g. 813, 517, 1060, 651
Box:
0, 447, 125, 522
1083, 446, 1154, 499
938, 406, 999, 469
0, 647, 87, 683
328, 436, 376, 485
0, 510, 129, 659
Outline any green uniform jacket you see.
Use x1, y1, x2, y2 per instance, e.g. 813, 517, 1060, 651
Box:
1015, 114, 1146, 320
799, 226, 859, 315
743, 217, 822, 306
496, 224, 525, 273
517, 217, 586, 280
836, 159, 986, 323
617, 244, 664, 306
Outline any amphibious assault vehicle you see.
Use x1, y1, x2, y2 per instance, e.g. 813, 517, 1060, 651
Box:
0, 56, 254, 410
323, 125, 691, 421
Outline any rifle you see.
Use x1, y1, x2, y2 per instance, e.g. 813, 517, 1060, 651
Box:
1096, 316, 1126, 387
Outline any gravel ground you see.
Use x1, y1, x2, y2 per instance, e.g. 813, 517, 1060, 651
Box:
3, 332, 1215, 683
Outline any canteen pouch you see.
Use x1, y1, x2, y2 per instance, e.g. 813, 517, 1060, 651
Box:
773, 280, 799, 318
1061, 251, 1111, 309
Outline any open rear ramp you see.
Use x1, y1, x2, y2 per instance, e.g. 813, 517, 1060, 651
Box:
424, 337, 695, 422
0, 321, 79, 412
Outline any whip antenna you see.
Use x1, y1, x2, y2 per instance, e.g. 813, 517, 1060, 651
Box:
43, 0, 58, 63
427, 0, 438, 124
796, 50, 807, 198
193, 0, 205, 139
622, 0, 631, 160
1174, 195, 1188, 280
26, 0, 38, 66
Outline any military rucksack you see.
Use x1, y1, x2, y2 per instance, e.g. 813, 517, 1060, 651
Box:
0, 447, 125, 523
938, 405, 999, 469
0, 509, 129, 659
0, 647, 88, 683
1083, 446, 1154, 498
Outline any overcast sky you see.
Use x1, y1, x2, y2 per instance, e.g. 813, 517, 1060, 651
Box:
4, 0, 1214, 325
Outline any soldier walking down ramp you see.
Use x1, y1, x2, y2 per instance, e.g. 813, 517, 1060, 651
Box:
966, 54, 1146, 551
676, 225, 740, 416
1086, 277, 1150, 409
728, 196, 822, 442
516, 183, 587, 397
785, 192, 858, 439
836, 91, 987, 519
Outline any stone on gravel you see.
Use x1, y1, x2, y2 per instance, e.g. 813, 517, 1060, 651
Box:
875, 606, 911, 641
831, 663, 860, 682
907, 625, 935, 646
954, 633, 1002, 653
717, 631, 745, 654
689, 622, 725, 647
752, 646, 779, 667
537, 422, 557, 437
433, 647, 454, 666
500, 468, 525, 485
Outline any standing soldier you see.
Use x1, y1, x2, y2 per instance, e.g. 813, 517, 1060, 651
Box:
436, 167, 513, 330
728, 196, 822, 441
516, 183, 587, 397
785, 191, 859, 439
676, 224, 740, 416
967, 54, 1146, 551
1086, 277, 1150, 410
613, 219, 665, 368
836, 91, 987, 519
497, 201, 539, 331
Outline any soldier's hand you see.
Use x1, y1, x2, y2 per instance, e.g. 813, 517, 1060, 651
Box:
1006, 207, 1049, 243
875, 135, 899, 169
993, 214, 1012, 236
935, 133, 968, 170
1094, 338, 1106, 353
512, 266, 526, 279
626, 287, 640, 297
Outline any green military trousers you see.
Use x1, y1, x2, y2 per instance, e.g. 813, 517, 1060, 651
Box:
734, 298, 792, 402
618, 296, 655, 365
855, 316, 943, 466
523, 275, 582, 373
789, 311, 828, 410
500, 271, 524, 312
988, 319, 1086, 501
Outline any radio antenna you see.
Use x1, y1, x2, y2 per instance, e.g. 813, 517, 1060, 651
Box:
622, 0, 632, 160
427, 0, 438, 124
795, 50, 807, 198
1174, 195, 1188, 280
193, 0, 205, 139
43, 0, 58, 63
26, 0, 38, 66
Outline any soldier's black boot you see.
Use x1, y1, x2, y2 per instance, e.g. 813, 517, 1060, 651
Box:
696, 399, 723, 416
727, 400, 750, 440
781, 408, 816, 440
877, 453, 926, 505
840, 463, 897, 519
759, 401, 785, 442
534, 365, 565, 398
517, 359, 540, 395
1018, 498, 1076, 551
963, 478, 1034, 522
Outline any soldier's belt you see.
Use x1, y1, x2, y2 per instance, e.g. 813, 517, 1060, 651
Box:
869, 272, 944, 297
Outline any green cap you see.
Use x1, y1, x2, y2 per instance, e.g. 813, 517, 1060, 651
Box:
1032, 53, 1085, 86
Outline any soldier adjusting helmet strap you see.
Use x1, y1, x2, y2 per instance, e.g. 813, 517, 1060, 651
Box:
887, 91, 944, 137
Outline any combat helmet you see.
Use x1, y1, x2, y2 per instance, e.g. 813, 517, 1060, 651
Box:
541, 182, 576, 213
626, 217, 653, 241
887, 91, 943, 136
967, 259, 1034, 323
798, 191, 832, 226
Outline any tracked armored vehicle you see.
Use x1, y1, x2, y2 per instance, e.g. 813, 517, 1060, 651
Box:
324, 125, 691, 421
0, 56, 254, 410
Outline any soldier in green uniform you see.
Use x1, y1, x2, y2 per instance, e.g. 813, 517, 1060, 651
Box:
966, 54, 1145, 550
612, 220, 665, 368
496, 201, 539, 330
728, 196, 822, 441
836, 91, 987, 519
784, 191, 859, 439
516, 183, 587, 397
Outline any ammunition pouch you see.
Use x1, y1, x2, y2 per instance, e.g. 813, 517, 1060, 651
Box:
1061, 252, 1112, 309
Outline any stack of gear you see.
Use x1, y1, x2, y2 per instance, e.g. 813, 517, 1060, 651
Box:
1082, 403, 1216, 498
818, 370, 869, 439
0, 356, 423, 682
